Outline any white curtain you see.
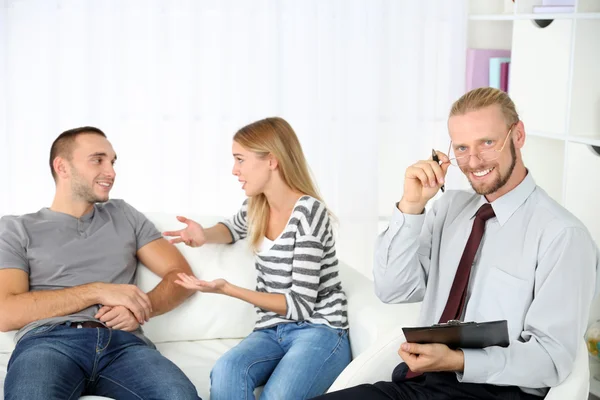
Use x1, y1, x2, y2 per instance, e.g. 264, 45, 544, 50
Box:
0, 0, 467, 277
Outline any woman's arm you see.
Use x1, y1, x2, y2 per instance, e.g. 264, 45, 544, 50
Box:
174, 274, 287, 315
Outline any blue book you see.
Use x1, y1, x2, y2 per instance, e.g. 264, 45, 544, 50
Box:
489, 57, 511, 89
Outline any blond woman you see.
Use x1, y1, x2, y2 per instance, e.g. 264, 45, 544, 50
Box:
164, 117, 351, 400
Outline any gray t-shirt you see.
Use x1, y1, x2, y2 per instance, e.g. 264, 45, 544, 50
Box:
0, 199, 162, 344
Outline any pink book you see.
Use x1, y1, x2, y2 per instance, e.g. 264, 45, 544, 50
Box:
466, 48, 511, 92
500, 62, 510, 93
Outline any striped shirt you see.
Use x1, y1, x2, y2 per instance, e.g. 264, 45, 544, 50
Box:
221, 196, 349, 330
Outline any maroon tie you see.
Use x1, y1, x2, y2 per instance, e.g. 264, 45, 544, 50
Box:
438, 203, 495, 323
403, 203, 495, 380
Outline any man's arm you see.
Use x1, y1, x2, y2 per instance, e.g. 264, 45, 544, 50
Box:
0, 269, 152, 332
137, 238, 195, 317
374, 152, 449, 304
373, 201, 437, 304
458, 227, 597, 388
0, 269, 96, 332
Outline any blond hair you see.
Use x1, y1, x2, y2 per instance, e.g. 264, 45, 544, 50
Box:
234, 117, 332, 250
450, 87, 519, 127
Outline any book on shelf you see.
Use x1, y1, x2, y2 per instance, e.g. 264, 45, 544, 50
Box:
466, 48, 511, 92
489, 57, 511, 91
500, 62, 510, 93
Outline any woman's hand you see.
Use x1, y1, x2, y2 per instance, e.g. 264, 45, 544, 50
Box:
163, 216, 207, 247
174, 273, 229, 295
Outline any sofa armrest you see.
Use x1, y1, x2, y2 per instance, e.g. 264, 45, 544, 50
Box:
330, 327, 591, 398
338, 264, 421, 358
545, 339, 590, 400
328, 325, 408, 392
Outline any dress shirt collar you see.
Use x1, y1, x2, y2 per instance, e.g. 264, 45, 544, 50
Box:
470, 171, 537, 226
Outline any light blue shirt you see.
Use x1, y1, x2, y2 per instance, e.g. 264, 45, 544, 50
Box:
374, 173, 598, 396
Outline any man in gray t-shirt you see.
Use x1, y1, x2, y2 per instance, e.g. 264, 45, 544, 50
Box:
0, 127, 201, 400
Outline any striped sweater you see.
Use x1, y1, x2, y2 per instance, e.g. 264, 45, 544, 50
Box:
221, 196, 349, 330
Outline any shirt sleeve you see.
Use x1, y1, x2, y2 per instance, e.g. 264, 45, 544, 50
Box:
220, 199, 249, 243
0, 216, 29, 273
373, 200, 438, 304
117, 200, 163, 250
457, 227, 597, 388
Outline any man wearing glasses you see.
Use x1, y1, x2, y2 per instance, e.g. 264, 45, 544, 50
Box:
312, 87, 598, 399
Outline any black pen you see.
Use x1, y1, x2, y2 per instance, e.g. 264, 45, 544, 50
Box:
431, 149, 445, 193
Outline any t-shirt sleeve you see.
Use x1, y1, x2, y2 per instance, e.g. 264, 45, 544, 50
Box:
0, 216, 30, 273
117, 201, 163, 251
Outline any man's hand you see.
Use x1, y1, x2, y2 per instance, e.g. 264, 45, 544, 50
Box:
92, 283, 153, 324
95, 305, 140, 332
174, 273, 229, 295
398, 151, 450, 215
398, 342, 464, 373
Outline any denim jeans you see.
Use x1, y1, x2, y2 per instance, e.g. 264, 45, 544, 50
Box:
4, 324, 201, 400
210, 321, 352, 400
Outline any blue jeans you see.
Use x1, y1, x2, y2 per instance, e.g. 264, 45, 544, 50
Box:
210, 322, 351, 400
4, 324, 201, 400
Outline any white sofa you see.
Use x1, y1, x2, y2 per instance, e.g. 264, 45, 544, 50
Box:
0, 213, 419, 399
0, 213, 590, 399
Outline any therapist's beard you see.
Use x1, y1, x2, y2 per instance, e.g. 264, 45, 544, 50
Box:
464, 141, 517, 196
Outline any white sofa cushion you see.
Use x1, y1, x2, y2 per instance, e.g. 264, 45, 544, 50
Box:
139, 213, 258, 343
0, 332, 14, 354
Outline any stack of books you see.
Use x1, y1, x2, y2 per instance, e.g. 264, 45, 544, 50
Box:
532, 0, 575, 13
466, 49, 511, 93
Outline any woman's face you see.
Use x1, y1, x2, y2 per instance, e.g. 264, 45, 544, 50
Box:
231, 141, 272, 196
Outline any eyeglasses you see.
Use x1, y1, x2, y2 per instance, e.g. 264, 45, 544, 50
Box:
448, 123, 516, 167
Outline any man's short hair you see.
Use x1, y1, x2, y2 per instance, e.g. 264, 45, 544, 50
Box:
49, 126, 106, 181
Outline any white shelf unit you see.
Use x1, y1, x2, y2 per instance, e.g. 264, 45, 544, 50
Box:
468, 0, 600, 236
467, 0, 600, 396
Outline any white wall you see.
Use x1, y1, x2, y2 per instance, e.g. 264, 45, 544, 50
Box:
0, 0, 468, 278
0, 4, 7, 217
377, 0, 471, 221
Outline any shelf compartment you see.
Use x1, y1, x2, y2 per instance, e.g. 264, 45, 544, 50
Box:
469, 0, 515, 16
522, 135, 565, 204
468, 20, 514, 50
564, 141, 600, 247
568, 19, 600, 139
510, 19, 572, 136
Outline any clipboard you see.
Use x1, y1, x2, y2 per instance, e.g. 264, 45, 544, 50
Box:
402, 320, 509, 349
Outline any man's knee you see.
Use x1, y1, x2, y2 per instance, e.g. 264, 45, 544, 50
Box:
5, 345, 84, 400
8, 344, 75, 376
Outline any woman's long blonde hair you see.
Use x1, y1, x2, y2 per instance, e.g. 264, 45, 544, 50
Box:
234, 117, 332, 250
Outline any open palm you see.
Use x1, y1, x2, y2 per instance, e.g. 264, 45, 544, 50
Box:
174, 273, 228, 295
163, 216, 206, 247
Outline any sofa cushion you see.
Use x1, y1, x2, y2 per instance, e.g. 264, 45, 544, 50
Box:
155, 339, 242, 399
138, 213, 258, 343
0, 332, 14, 353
